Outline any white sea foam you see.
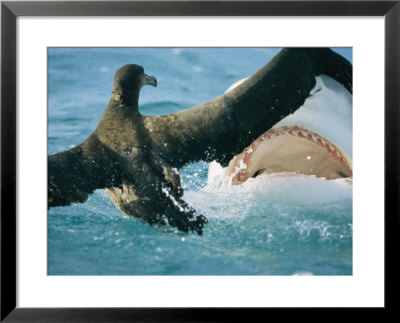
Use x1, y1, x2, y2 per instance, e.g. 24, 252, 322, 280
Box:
205, 160, 351, 208
242, 174, 352, 207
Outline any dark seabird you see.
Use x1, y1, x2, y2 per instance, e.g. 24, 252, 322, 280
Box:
48, 48, 352, 234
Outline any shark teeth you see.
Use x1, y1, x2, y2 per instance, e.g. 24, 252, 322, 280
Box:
299, 130, 307, 137
238, 125, 350, 177
227, 125, 352, 185
311, 134, 318, 143
273, 126, 350, 168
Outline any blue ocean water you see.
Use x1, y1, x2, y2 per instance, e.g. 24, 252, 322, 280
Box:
48, 48, 352, 275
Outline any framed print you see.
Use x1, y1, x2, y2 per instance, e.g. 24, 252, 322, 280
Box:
1, 0, 399, 321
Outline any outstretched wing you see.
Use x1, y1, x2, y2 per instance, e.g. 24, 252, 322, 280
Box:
48, 134, 128, 207
49, 133, 207, 234
143, 48, 352, 168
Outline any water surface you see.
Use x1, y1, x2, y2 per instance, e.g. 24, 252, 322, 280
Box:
48, 47, 352, 275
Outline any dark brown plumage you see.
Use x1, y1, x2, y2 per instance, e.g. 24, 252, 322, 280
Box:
48, 49, 352, 234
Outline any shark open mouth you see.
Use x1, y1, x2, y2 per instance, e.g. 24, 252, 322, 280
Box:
225, 125, 352, 185
208, 74, 353, 187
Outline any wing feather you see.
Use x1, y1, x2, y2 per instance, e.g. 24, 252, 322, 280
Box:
48, 134, 127, 207
144, 48, 352, 167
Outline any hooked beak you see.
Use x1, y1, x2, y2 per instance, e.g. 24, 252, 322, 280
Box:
145, 74, 157, 87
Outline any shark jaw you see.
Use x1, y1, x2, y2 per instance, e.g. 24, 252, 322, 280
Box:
208, 74, 353, 186
223, 125, 352, 185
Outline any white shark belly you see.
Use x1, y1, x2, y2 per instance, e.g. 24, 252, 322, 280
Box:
273, 75, 352, 165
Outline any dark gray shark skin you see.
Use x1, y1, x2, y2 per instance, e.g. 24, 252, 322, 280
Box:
48, 48, 352, 234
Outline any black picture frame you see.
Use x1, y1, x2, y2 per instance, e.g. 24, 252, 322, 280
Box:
1, 1, 399, 321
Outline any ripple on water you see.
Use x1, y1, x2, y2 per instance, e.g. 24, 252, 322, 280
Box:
48, 48, 353, 275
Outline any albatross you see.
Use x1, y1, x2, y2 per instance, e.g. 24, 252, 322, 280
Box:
48, 48, 352, 234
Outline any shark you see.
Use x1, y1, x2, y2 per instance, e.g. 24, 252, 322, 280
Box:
208, 72, 352, 189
